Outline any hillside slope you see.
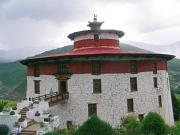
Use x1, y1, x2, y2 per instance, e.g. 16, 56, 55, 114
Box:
0, 44, 179, 99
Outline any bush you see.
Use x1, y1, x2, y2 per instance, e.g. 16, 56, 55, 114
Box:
18, 117, 25, 122
12, 106, 17, 110
0, 124, 9, 135
0, 100, 8, 112
141, 112, 168, 135
170, 122, 180, 135
35, 111, 40, 116
44, 118, 51, 122
9, 111, 15, 115
121, 115, 141, 135
45, 129, 69, 135
73, 115, 116, 135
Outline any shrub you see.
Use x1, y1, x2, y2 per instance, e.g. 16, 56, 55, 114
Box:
141, 112, 168, 135
0, 100, 8, 112
44, 118, 51, 122
73, 115, 116, 135
12, 106, 17, 110
170, 122, 180, 135
35, 111, 40, 116
18, 117, 25, 122
121, 115, 141, 135
0, 124, 9, 135
45, 129, 69, 135
10, 111, 15, 115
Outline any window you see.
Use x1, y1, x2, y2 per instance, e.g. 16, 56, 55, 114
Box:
93, 79, 101, 93
59, 63, 69, 73
152, 63, 157, 74
92, 62, 101, 75
130, 77, 137, 92
138, 114, 144, 121
34, 65, 40, 77
34, 80, 40, 94
130, 62, 137, 74
67, 121, 72, 129
59, 80, 67, 94
153, 77, 158, 88
127, 99, 134, 112
88, 104, 97, 117
94, 34, 99, 41
158, 95, 162, 107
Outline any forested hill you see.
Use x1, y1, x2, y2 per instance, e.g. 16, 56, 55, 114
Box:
0, 44, 179, 99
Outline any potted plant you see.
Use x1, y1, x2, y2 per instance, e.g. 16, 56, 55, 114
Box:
10, 111, 15, 115
18, 117, 27, 128
12, 107, 17, 110
35, 111, 40, 116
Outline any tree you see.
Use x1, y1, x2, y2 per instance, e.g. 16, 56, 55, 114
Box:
121, 115, 141, 135
73, 115, 116, 135
141, 112, 168, 135
171, 90, 180, 120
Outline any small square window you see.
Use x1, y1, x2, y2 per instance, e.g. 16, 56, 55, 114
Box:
59, 63, 69, 73
93, 79, 101, 93
94, 34, 99, 41
34, 80, 40, 94
152, 63, 157, 74
127, 99, 134, 113
130, 62, 137, 74
92, 62, 101, 75
130, 77, 137, 92
153, 77, 158, 88
88, 103, 97, 117
158, 95, 162, 107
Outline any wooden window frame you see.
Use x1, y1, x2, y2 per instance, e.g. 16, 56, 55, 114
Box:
34, 65, 40, 77
88, 103, 97, 117
152, 63, 157, 74
153, 77, 158, 88
93, 79, 101, 93
58, 80, 68, 94
59, 63, 69, 73
94, 34, 99, 41
92, 61, 101, 75
130, 61, 137, 74
158, 95, 162, 107
34, 80, 40, 94
127, 98, 134, 113
130, 77, 137, 92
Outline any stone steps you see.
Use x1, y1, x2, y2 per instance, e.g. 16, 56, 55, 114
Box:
20, 123, 41, 135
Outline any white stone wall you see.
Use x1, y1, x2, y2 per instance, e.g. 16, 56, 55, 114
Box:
74, 33, 119, 42
26, 70, 174, 128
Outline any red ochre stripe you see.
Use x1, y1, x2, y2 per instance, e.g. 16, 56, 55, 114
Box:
74, 39, 120, 50
27, 61, 167, 76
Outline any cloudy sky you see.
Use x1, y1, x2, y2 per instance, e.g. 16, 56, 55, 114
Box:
0, 0, 180, 58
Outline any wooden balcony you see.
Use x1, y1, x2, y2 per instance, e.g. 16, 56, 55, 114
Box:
32, 92, 69, 105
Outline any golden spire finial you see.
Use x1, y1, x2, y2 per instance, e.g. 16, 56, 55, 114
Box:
93, 14, 97, 22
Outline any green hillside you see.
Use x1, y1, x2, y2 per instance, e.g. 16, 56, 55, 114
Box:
0, 44, 179, 99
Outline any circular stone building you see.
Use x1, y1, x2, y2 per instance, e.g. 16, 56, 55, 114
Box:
21, 16, 175, 128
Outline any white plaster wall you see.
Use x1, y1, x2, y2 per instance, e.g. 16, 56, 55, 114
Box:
74, 33, 119, 42
26, 70, 174, 128
26, 75, 58, 99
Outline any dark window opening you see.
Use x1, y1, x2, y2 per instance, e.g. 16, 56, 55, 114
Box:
34, 80, 40, 94
152, 63, 157, 74
93, 79, 101, 93
92, 62, 101, 75
130, 77, 137, 92
59, 80, 68, 94
88, 103, 97, 117
131, 62, 137, 74
138, 114, 144, 121
94, 34, 99, 41
158, 95, 162, 107
67, 121, 73, 129
59, 63, 69, 73
153, 77, 158, 88
127, 99, 134, 113
34, 65, 40, 77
